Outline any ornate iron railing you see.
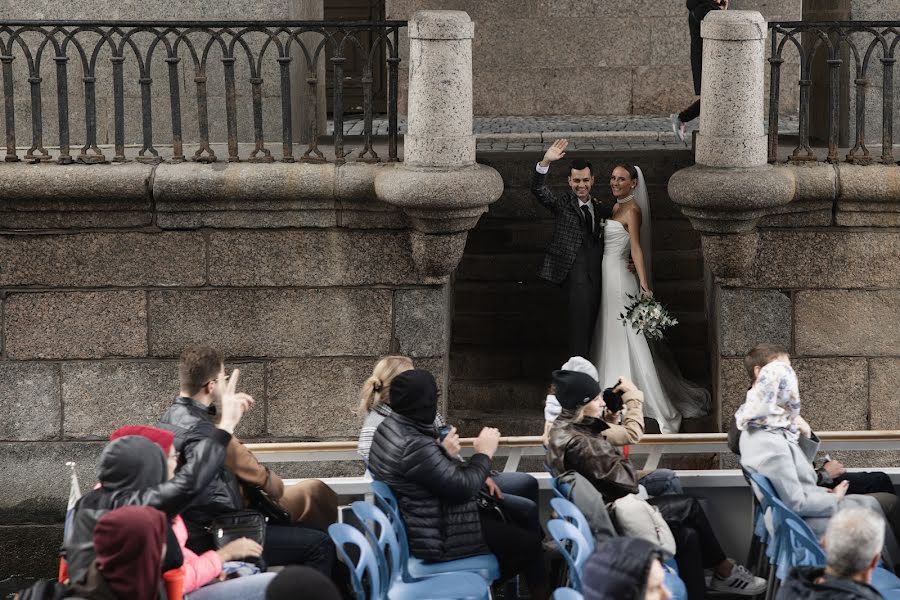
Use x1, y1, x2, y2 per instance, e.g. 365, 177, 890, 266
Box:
0, 20, 404, 165
768, 21, 900, 164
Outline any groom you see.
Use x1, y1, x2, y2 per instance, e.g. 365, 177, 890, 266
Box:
531, 138, 612, 357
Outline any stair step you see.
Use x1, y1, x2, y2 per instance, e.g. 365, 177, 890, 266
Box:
445, 408, 546, 438
449, 379, 548, 411
450, 347, 567, 380
452, 314, 567, 347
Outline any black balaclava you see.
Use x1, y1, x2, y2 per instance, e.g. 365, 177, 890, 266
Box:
389, 369, 438, 425
97, 435, 167, 492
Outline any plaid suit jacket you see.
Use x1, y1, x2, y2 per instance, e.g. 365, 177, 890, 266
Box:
531, 167, 612, 285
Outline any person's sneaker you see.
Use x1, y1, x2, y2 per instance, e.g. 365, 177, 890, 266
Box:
708, 564, 767, 596
670, 113, 686, 145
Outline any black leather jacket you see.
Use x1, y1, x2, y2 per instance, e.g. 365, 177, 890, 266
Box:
158, 397, 244, 530
367, 412, 491, 561
64, 432, 229, 585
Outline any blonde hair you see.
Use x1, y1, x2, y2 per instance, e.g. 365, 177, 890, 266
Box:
357, 356, 414, 416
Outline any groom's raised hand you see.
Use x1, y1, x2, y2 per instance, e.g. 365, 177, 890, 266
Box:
540, 138, 568, 167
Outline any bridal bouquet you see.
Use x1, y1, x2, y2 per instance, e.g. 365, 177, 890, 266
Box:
619, 293, 678, 341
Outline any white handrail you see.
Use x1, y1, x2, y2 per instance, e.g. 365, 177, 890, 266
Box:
246, 430, 900, 472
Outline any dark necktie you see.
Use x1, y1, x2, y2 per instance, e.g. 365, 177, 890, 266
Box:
580, 204, 593, 235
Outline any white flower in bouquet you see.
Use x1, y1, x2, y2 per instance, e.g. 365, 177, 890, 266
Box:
618, 293, 678, 341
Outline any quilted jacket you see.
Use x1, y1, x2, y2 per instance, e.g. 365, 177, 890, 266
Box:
367, 412, 492, 561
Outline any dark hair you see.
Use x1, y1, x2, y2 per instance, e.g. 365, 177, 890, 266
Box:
744, 343, 789, 380
613, 163, 639, 181
179, 345, 224, 396
569, 158, 593, 176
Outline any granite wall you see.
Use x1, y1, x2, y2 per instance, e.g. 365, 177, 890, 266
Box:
387, 0, 802, 116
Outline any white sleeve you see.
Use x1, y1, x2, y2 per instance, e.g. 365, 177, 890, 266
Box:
535, 162, 550, 175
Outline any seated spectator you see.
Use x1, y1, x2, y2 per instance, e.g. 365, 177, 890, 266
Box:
69, 505, 168, 600
158, 345, 337, 574
109, 426, 276, 600
367, 369, 549, 600
266, 566, 341, 600
738, 361, 891, 540
64, 402, 239, 586
777, 507, 885, 600
543, 356, 682, 497
358, 356, 541, 534
582, 537, 671, 600
546, 369, 764, 599
730, 344, 896, 500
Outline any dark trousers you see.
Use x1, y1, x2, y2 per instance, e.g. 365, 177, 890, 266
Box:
480, 513, 547, 589
563, 245, 602, 358
263, 523, 336, 576
650, 495, 726, 600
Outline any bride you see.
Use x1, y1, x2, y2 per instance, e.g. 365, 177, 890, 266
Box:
590, 163, 709, 434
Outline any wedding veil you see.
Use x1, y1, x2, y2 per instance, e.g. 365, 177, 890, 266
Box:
633, 166, 652, 286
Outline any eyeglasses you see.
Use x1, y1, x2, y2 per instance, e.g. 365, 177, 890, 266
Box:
205, 372, 231, 387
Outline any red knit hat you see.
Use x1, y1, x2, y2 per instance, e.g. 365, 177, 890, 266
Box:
110, 425, 175, 454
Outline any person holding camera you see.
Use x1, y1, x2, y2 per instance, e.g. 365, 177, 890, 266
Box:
543, 356, 682, 496
546, 368, 766, 598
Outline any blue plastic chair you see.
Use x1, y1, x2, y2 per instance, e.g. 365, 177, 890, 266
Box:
548, 519, 591, 592
552, 587, 583, 600
329, 522, 381, 600
350, 501, 490, 600
662, 561, 688, 600
369, 480, 501, 583
550, 498, 594, 553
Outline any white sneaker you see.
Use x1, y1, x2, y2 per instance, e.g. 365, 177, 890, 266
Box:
708, 564, 767, 596
669, 113, 686, 145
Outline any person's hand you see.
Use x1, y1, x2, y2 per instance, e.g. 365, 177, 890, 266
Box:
484, 477, 504, 499
540, 138, 568, 167
794, 415, 812, 439
473, 427, 501, 458
217, 368, 254, 434
823, 459, 846, 479
829, 480, 850, 502
613, 377, 639, 397
640, 282, 652, 296
718, 0, 729, 8
441, 426, 461, 458
216, 537, 263, 562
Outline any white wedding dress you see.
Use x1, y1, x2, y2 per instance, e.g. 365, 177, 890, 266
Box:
589, 168, 710, 434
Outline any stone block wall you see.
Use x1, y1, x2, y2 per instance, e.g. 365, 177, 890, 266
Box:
0, 163, 452, 580
387, 0, 801, 116
714, 226, 900, 463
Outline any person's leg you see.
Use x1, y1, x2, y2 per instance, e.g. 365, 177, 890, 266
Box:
564, 269, 592, 358
837, 471, 896, 496
639, 469, 684, 497
491, 472, 539, 502
279, 479, 339, 531
184, 573, 277, 600
480, 514, 549, 600
678, 99, 701, 125
263, 523, 335, 575
670, 525, 705, 600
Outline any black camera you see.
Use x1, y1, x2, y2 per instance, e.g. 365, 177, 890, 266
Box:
602, 385, 625, 413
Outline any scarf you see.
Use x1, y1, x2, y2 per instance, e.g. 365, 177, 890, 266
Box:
735, 361, 801, 442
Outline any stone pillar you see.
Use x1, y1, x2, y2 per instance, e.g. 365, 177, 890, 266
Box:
695, 10, 768, 168
404, 11, 474, 168
375, 11, 503, 282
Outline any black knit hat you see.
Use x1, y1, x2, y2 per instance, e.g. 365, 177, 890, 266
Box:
389, 368, 438, 425
582, 537, 662, 600
552, 369, 601, 411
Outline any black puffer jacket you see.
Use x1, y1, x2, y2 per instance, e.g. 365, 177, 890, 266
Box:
64, 432, 229, 584
776, 566, 883, 600
158, 397, 243, 528
367, 412, 492, 561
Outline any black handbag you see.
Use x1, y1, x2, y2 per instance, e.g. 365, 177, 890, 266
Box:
475, 491, 508, 523
245, 485, 292, 525
209, 510, 267, 566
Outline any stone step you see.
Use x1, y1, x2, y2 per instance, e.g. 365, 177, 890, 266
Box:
450, 347, 565, 381
449, 379, 548, 411
452, 279, 704, 317
445, 408, 547, 438
463, 217, 700, 255
456, 249, 703, 283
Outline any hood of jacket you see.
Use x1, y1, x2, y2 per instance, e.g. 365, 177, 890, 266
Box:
583, 537, 660, 600
98, 436, 167, 492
